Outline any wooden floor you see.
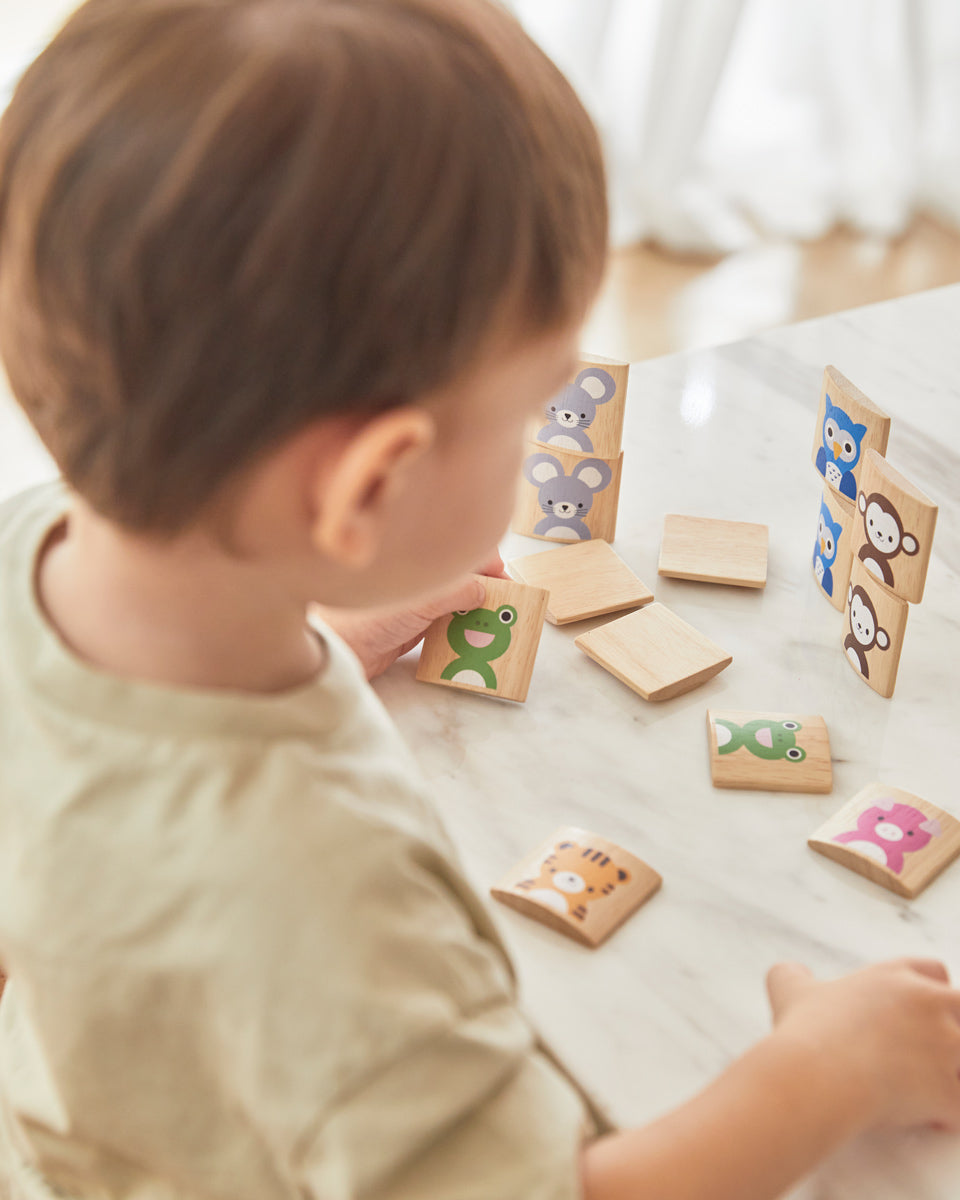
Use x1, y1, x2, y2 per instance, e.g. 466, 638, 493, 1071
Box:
583, 216, 960, 363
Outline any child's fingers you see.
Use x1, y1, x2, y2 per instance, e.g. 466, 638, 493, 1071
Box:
474, 550, 509, 580
897, 958, 951, 985
765, 962, 814, 1016
420, 575, 485, 620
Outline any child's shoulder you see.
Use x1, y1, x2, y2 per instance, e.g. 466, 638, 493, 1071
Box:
0, 480, 68, 553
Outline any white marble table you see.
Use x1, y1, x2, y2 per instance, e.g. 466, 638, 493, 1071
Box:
3, 285, 959, 1196
376, 284, 960, 1199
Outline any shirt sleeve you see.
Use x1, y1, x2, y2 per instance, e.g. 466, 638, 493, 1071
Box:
211, 800, 595, 1200
296, 1000, 591, 1200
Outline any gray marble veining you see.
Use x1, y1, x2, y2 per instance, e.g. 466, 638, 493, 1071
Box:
377, 284, 960, 1198
2, 285, 959, 1196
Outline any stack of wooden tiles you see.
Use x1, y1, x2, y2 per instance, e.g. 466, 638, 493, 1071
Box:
513, 355, 628, 544
810, 366, 937, 698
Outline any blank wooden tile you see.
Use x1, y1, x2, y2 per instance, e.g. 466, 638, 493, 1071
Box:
532, 355, 629, 460
509, 539, 654, 625
844, 557, 909, 699
575, 602, 732, 702
855, 448, 938, 604
707, 710, 832, 793
658, 514, 768, 588
811, 365, 891, 503
416, 575, 548, 702
809, 783, 960, 898
514, 442, 623, 544
812, 487, 856, 610
491, 826, 661, 947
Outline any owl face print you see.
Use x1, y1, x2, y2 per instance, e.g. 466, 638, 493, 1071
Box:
812, 497, 846, 599
823, 402, 866, 471
816, 502, 841, 569
815, 398, 867, 499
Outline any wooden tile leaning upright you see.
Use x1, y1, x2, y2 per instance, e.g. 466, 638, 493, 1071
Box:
513, 354, 629, 544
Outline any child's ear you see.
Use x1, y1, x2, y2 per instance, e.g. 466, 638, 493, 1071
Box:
308, 407, 435, 568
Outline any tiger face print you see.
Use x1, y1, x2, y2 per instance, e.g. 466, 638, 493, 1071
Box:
515, 840, 631, 921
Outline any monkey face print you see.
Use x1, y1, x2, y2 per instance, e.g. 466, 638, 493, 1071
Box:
855, 449, 938, 603
843, 559, 909, 698
809, 783, 960, 899
810, 366, 890, 502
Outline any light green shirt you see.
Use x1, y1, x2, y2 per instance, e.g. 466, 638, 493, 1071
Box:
0, 484, 604, 1200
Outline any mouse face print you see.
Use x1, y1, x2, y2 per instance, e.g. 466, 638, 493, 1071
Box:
534, 358, 628, 459
537, 368, 617, 454
517, 448, 620, 543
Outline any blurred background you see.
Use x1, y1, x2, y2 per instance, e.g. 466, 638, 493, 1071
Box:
509, 0, 960, 359
2, 0, 960, 370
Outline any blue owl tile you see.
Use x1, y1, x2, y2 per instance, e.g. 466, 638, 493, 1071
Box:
811, 366, 890, 501
812, 488, 855, 610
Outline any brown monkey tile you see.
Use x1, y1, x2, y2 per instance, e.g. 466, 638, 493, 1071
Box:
843, 558, 909, 699
854, 449, 938, 604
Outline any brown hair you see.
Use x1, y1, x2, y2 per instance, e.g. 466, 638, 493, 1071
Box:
0, 0, 607, 533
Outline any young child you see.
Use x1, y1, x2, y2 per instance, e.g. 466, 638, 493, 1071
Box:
0, 1, 958, 1197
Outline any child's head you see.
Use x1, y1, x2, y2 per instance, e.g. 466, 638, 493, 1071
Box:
0, 0, 606, 606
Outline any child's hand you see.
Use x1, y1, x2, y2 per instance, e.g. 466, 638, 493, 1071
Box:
767, 957, 960, 1131
316, 554, 510, 680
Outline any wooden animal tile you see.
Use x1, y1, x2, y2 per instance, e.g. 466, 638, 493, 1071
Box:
658, 514, 768, 588
812, 487, 856, 610
707, 710, 832, 793
532, 355, 629, 460
574, 602, 732, 702
416, 575, 548, 702
808, 783, 960, 898
855, 449, 938, 604
491, 826, 661, 947
843, 557, 909, 699
508, 539, 654, 626
811, 365, 891, 503
514, 441, 623, 544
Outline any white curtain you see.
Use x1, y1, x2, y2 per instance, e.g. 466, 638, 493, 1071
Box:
511, 0, 960, 253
